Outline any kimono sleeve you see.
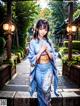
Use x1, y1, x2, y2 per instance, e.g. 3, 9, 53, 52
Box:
49, 39, 58, 63
27, 40, 37, 65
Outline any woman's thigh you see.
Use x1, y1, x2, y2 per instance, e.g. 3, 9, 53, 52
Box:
42, 69, 53, 92
35, 67, 42, 88
35, 65, 53, 91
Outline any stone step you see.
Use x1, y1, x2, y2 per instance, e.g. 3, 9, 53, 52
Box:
0, 90, 80, 106
1, 84, 29, 91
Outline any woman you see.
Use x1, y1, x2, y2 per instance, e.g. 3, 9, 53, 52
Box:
28, 19, 58, 106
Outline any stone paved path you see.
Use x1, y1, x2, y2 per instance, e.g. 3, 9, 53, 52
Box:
0, 56, 79, 93
0, 56, 80, 106
1, 58, 30, 91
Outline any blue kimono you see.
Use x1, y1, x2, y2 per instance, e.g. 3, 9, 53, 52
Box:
27, 38, 58, 106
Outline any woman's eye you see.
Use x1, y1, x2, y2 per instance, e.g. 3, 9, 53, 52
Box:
39, 28, 43, 30
39, 29, 47, 31
45, 29, 47, 31
40, 29, 42, 30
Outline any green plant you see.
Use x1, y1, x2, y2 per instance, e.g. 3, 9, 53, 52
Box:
63, 40, 80, 51
3, 54, 17, 69
59, 46, 80, 59
62, 55, 80, 67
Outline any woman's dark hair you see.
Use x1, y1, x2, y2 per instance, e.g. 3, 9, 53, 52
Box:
33, 19, 51, 46
33, 19, 49, 39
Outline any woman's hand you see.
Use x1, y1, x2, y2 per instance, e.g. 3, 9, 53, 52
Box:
40, 45, 47, 53
36, 45, 47, 60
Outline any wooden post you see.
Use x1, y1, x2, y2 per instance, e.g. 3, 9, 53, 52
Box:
6, 0, 12, 59
68, 2, 73, 60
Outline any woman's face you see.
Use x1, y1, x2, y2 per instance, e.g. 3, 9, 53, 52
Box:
38, 27, 48, 38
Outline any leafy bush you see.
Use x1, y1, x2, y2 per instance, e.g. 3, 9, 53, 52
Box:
62, 55, 80, 67
58, 47, 79, 58
63, 40, 80, 51
11, 47, 25, 62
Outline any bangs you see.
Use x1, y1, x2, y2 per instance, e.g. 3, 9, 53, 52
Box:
36, 19, 49, 31
39, 25, 48, 30
34, 19, 49, 39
